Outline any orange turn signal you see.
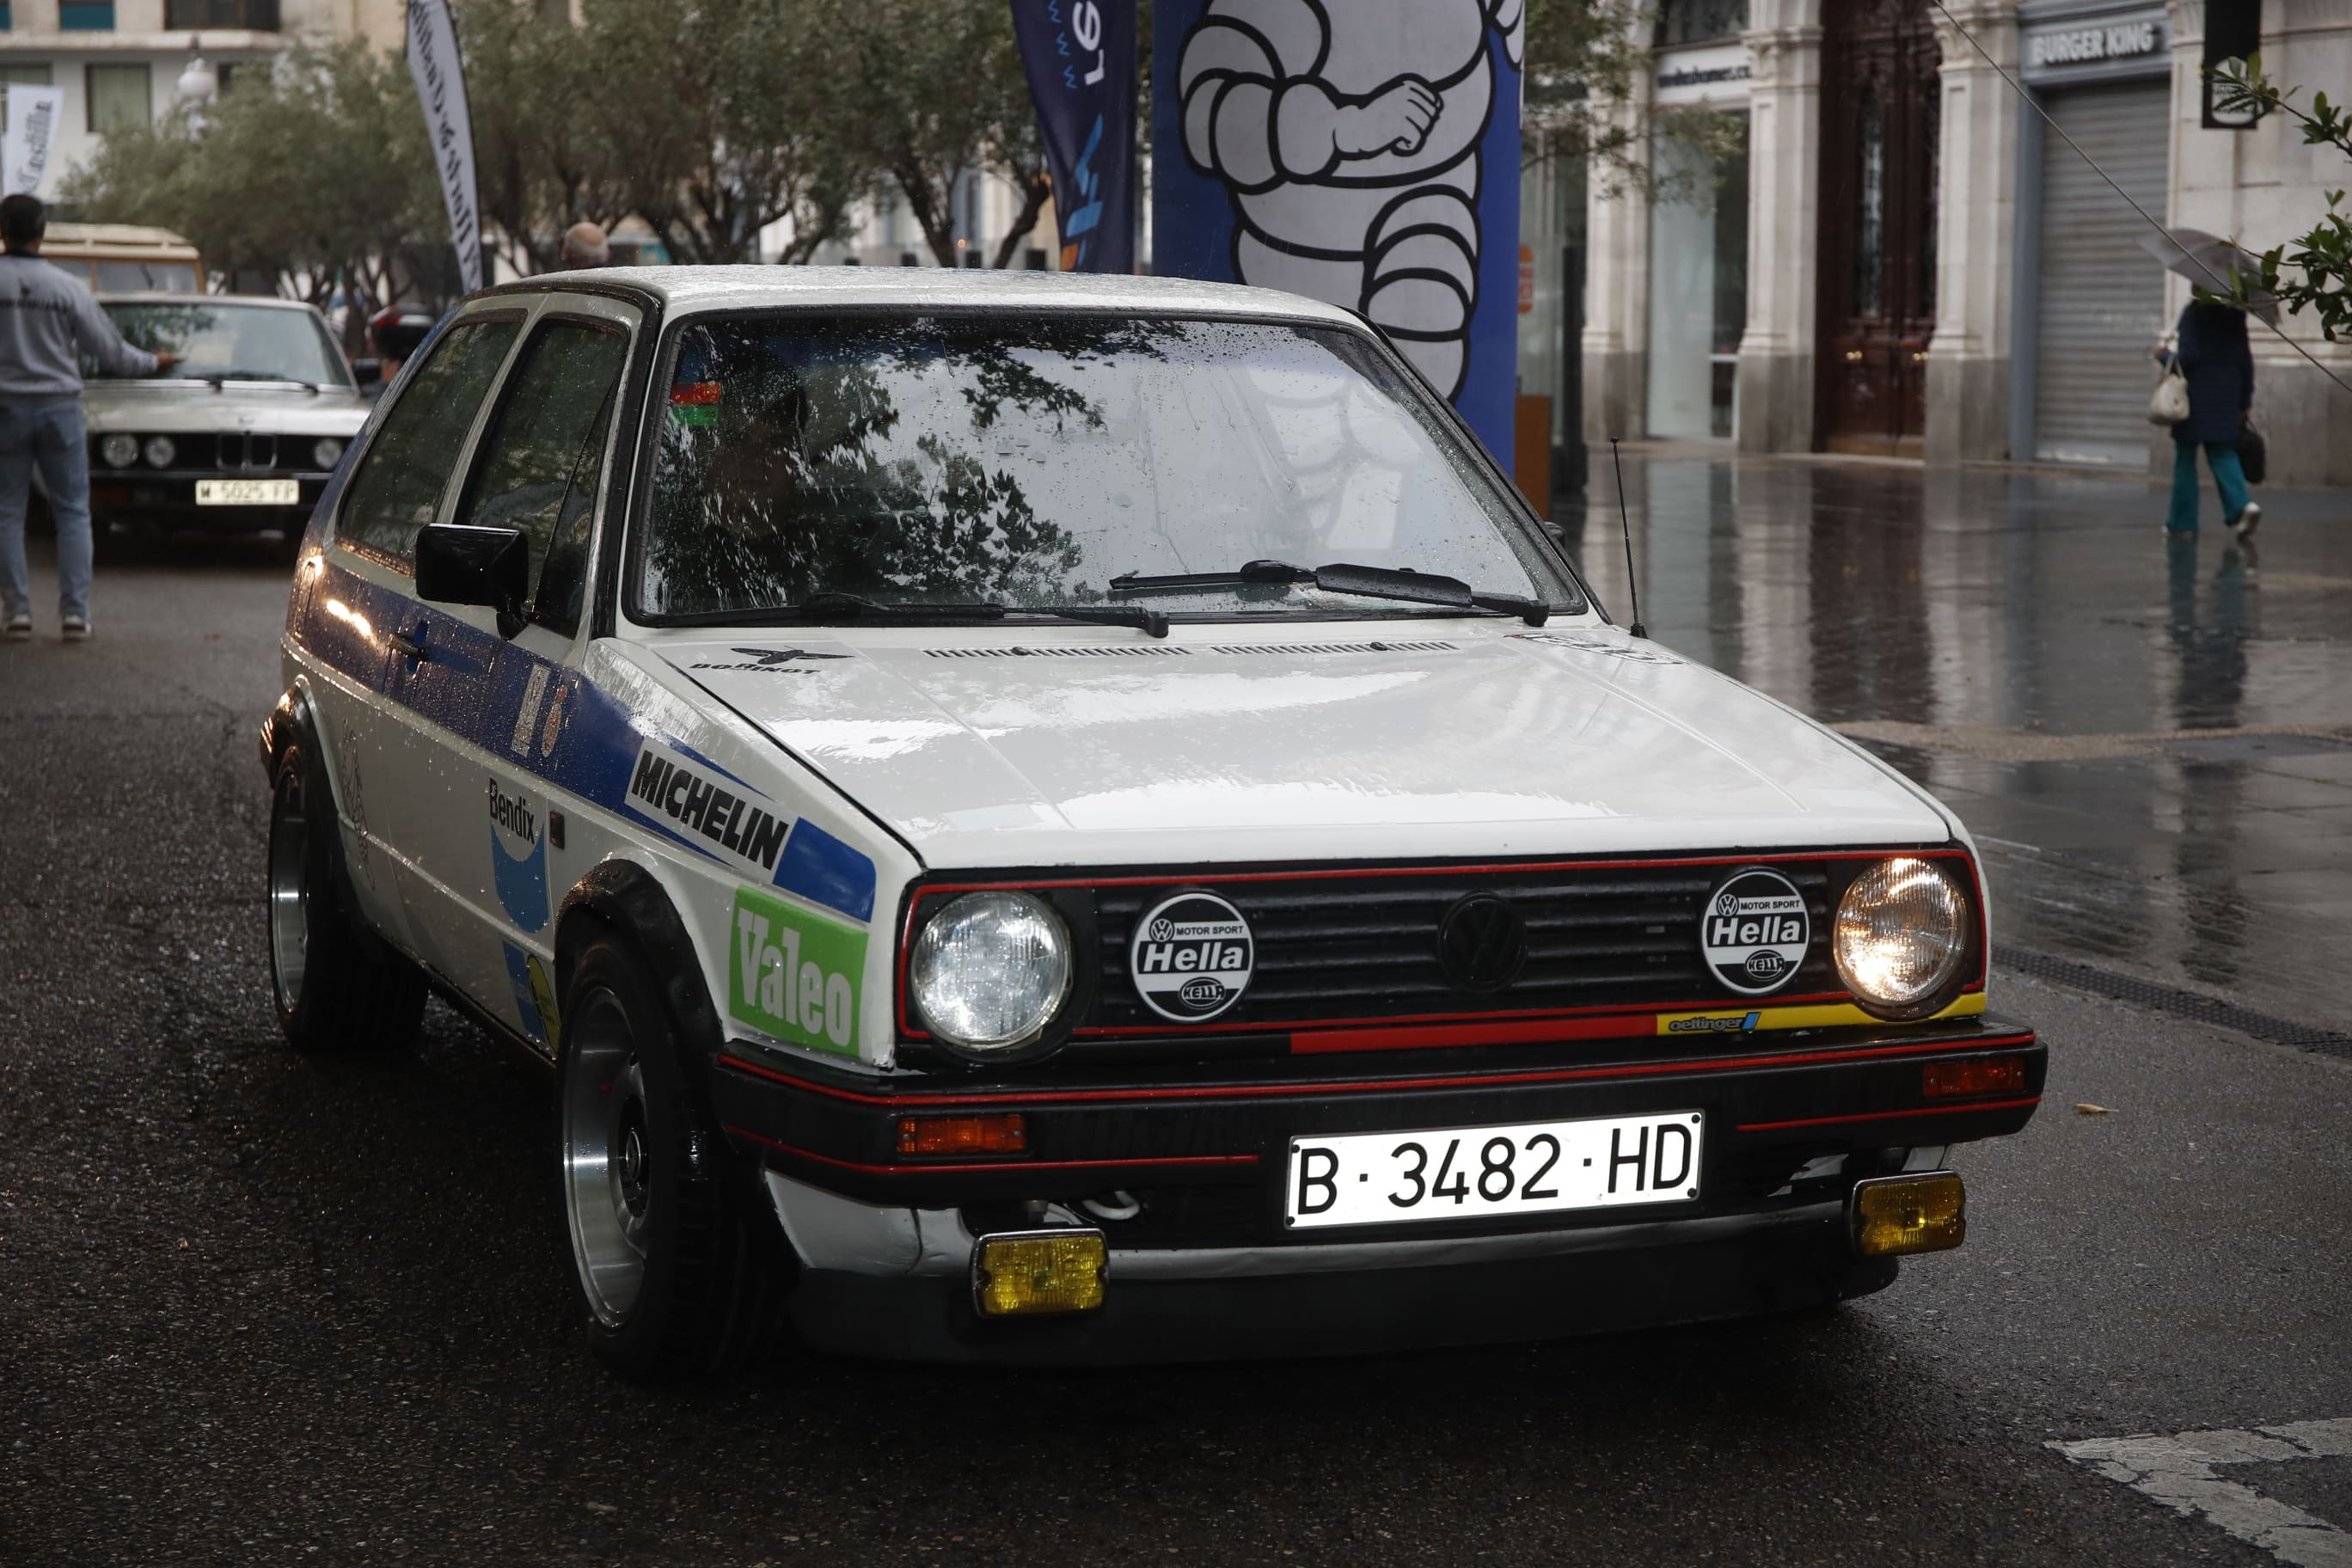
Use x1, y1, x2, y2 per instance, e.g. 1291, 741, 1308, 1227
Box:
897, 1112, 1026, 1158
1922, 1057, 2025, 1099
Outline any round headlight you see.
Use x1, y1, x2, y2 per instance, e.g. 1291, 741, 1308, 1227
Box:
142, 435, 175, 469
910, 891, 1073, 1056
1834, 857, 1971, 1018
311, 437, 346, 470
99, 433, 138, 469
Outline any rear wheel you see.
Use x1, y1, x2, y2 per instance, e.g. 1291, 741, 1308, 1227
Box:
266, 740, 426, 1053
558, 932, 787, 1380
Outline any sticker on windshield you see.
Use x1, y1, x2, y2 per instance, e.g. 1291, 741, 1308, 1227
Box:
1130, 891, 1255, 1022
1699, 868, 1810, 995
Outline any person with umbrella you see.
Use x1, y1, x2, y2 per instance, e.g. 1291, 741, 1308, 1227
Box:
2144, 229, 2271, 542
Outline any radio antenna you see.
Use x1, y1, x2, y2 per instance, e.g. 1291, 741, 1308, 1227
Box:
1609, 438, 1645, 638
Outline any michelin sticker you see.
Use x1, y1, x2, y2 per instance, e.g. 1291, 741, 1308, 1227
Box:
732, 887, 866, 1056
1700, 868, 1810, 995
626, 740, 793, 881
1130, 891, 1255, 1022
488, 777, 549, 934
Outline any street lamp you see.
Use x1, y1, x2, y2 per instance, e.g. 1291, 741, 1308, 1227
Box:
175, 36, 218, 137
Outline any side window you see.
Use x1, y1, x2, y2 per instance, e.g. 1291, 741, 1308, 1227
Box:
455, 319, 631, 639
337, 318, 521, 566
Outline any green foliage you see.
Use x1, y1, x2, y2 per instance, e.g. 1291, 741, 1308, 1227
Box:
2205, 56, 2352, 342
61, 41, 441, 305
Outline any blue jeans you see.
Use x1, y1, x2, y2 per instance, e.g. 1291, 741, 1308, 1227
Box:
0, 397, 92, 621
2166, 439, 2251, 534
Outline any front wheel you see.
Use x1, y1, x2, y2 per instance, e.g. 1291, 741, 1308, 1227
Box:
558, 932, 787, 1380
266, 740, 425, 1053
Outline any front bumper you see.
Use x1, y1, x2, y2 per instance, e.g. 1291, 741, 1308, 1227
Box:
714, 1015, 2041, 1362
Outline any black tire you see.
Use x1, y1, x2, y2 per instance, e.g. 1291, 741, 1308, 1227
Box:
266, 739, 426, 1053
556, 931, 787, 1381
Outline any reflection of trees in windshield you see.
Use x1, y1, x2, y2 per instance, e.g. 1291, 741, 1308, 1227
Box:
94, 304, 347, 385
645, 317, 1124, 613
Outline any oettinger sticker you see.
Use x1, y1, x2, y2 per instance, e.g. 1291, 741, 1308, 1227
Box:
1130, 891, 1255, 1022
1699, 868, 1810, 995
732, 887, 867, 1056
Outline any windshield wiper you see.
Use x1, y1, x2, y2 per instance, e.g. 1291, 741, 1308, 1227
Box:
1108, 559, 1549, 627
663, 590, 1169, 638
199, 369, 321, 394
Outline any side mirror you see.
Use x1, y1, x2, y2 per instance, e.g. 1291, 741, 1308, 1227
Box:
351, 358, 383, 386
414, 523, 528, 638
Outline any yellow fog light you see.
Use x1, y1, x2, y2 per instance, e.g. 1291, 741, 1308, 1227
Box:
972, 1229, 1107, 1318
1851, 1173, 1966, 1258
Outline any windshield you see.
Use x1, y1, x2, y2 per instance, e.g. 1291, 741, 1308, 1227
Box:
95, 302, 352, 388
634, 313, 1577, 622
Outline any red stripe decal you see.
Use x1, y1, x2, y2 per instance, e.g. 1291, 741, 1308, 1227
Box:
722, 1124, 1259, 1176
1736, 1096, 2043, 1133
716, 1032, 2038, 1110
1292, 1013, 1650, 1055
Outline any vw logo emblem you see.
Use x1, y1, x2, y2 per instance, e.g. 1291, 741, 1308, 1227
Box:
1438, 894, 1528, 993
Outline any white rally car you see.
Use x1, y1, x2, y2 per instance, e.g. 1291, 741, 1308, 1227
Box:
262, 268, 2042, 1376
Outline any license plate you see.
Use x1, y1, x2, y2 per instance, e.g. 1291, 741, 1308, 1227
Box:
1284, 1111, 1704, 1230
196, 478, 300, 505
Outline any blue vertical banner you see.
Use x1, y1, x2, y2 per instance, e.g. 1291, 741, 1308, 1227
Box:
1154, 0, 1522, 466
1010, 0, 1139, 273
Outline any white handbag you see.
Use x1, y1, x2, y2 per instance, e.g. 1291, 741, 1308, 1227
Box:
2148, 347, 2190, 426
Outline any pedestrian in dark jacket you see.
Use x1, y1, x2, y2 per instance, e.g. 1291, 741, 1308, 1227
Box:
2159, 300, 2258, 541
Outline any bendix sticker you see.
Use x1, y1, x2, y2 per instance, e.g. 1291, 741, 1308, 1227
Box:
1699, 868, 1811, 995
1130, 891, 1255, 1022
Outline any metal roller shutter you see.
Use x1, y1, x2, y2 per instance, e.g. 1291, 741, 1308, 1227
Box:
2032, 80, 2171, 467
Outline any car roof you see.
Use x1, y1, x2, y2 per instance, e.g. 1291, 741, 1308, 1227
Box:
486, 265, 1364, 328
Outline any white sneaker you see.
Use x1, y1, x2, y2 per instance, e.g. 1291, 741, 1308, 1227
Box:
2231, 501, 2262, 542
3, 612, 28, 641
60, 614, 89, 641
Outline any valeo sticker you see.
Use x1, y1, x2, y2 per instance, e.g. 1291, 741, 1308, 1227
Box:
731, 886, 866, 1057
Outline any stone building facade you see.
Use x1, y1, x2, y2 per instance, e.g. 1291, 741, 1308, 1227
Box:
1583, 0, 2352, 485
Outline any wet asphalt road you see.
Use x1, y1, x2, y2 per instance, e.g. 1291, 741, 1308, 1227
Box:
5, 466, 2351, 1567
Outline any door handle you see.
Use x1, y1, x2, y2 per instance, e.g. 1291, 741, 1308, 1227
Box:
1910, 351, 1927, 363
1845, 349, 1865, 363
390, 629, 427, 662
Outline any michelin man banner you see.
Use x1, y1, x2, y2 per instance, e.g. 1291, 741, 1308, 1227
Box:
1155, 0, 1524, 465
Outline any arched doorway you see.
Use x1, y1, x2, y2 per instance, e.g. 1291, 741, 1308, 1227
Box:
1816, 0, 1940, 456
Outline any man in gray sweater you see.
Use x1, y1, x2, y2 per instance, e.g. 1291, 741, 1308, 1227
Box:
0, 193, 178, 641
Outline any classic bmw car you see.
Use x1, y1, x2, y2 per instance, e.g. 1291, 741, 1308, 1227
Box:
260, 268, 2042, 1376
86, 294, 367, 537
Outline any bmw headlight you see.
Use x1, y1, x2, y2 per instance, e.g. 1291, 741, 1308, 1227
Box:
1834, 857, 1971, 1019
142, 435, 175, 469
100, 433, 138, 469
312, 437, 346, 470
910, 891, 1073, 1057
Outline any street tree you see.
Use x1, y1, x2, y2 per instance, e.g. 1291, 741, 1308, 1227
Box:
62, 43, 441, 308
1523, 0, 1742, 193
2209, 57, 2352, 343
585, 0, 867, 265
456, 0, 633, 277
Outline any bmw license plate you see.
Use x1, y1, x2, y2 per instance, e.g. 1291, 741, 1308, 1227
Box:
196, 478, 300, 505
1284, 1111, 1704, 1230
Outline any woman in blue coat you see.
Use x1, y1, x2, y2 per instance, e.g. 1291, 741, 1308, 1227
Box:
2159, 300, 2258, 540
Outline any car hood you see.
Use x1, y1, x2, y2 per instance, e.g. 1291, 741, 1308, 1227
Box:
83, 381, 368, 437
646, 622, 1954, 869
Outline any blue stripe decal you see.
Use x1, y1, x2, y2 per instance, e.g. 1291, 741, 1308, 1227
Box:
775, 819, 878, 923
297, 560, 877, 924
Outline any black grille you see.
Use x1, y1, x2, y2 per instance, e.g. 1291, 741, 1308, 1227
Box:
1087, 859, 1866, 1031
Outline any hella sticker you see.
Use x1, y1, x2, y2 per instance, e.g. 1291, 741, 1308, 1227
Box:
1699, 868, 1810, 996
1130, 891, 1255, 1023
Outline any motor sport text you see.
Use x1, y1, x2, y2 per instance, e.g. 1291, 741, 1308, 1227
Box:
628, 744, 789, 873
731, 887, 867, 1057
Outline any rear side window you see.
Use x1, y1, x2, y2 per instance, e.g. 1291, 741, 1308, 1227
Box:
336, 318, 519, 567
454, 319, 631, 638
